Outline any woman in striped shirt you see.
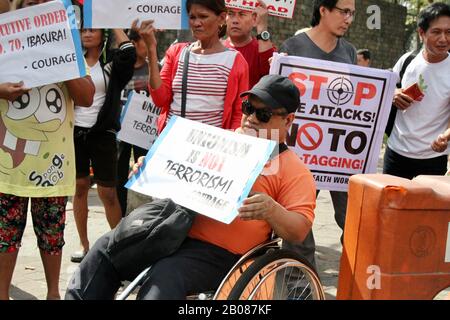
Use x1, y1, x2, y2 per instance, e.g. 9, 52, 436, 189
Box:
138, 0, 249, 132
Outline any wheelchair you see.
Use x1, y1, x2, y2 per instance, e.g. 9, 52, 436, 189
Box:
116, 237, 326, 300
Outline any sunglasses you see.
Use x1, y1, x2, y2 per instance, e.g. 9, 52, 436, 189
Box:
241, 100, 289, 123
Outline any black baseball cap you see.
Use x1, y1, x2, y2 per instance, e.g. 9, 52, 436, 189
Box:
240, 75, 300, 113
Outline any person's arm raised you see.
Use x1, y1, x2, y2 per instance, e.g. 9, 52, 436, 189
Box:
135, 20, 162, 90
112, 29, 129, 46
65, 76, 95, 107
255, 0, 273, 53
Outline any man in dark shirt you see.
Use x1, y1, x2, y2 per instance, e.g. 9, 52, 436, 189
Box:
280, 0, 357, 268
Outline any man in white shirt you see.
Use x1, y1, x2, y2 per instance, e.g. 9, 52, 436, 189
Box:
384, 2, 450, 179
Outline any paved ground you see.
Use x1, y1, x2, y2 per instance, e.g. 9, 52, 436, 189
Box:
8, 147, 449, 300
9, 190, 107, 300
8, 188, 342, 300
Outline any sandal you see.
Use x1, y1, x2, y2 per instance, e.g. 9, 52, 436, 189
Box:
70, 250, 88, 263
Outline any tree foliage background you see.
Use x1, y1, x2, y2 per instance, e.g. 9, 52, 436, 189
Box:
387, 0, 450, 50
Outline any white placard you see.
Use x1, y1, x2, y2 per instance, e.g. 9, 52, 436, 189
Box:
84, 0, 189, 30
270, 53, 398, 191
117, 92, 160, 150
0, 0, 86, 88
225, 0, 297, 19
126, 116, 276, 224
446, 222, 450, 263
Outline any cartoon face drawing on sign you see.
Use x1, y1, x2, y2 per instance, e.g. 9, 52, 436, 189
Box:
0, 84, 67, 171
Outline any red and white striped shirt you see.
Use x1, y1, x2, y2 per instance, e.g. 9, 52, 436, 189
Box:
169, 48, 238, 127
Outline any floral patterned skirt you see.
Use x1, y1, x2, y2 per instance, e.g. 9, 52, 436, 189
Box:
0, 194, 67, 255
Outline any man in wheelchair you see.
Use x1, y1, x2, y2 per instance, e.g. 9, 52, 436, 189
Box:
65, 75, 316, 300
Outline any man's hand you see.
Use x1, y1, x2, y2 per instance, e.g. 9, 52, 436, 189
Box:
0, 81, 29, 101
129, 156, 146, 178
431, 134, 449, 153
268, 52, 287, 66
134, 19, 158, 52
238, 192, 276, 221
393, 88, 414, 110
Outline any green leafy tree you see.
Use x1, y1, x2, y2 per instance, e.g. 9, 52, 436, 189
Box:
387, 0, 449, 50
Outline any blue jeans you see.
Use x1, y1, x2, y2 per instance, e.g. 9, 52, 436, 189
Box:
65, 236, 240, 300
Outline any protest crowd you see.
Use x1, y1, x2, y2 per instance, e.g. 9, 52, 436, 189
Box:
0, 0, 449, 301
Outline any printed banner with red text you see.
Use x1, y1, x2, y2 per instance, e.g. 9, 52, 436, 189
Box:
0, 0, 85, 88
126, 116, 276, 224
225, 0, 297, 19
270, 53, 398, 191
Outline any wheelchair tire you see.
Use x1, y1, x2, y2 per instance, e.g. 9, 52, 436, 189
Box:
227, 249, 325, 300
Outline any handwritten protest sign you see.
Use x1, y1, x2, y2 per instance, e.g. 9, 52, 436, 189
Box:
0, 0, 85, 88
84, 0, 189, 30
117, 91, 161, 150
225, 0, 297, 19
270, 54, 398, 191
126, 116, 276, 224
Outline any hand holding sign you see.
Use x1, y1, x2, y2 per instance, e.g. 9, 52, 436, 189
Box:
238, 192, 277, 221
0, 81, 30, 101
129, 156, 145, 178
136, 19, 158, 51
0, 0, 86, 88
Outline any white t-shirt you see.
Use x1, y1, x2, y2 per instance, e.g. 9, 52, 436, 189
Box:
74, 61, 107, 128
388, 51, 450, 159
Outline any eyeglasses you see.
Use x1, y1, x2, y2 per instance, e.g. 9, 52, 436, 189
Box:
241, 100, 288, 123
333, 6, 356, 19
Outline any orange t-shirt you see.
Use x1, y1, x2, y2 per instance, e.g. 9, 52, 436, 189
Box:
188, 149, 316, 255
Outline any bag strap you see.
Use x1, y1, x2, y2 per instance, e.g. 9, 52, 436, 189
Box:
385, 51, 419, 136
269, 143, 289, 160
397, 51, 418, 88
181, 45, 191, 118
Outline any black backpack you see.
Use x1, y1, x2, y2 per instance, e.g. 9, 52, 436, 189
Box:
106, 198, 196, 280
385, 51, 419, 137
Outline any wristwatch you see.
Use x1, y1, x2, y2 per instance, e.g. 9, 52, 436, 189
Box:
256, 31, 271, 41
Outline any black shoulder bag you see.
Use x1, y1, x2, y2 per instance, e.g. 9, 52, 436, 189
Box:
106, 198, 196, 280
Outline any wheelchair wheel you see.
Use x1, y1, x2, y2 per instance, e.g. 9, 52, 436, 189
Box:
213, 239, 280, 300
227, 249, 325, 300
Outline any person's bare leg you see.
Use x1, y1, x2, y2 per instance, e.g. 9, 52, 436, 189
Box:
40, 250, 62, 300
73, 177, 91, 252
0, 251, 19, 300
97, 185, 122, 228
